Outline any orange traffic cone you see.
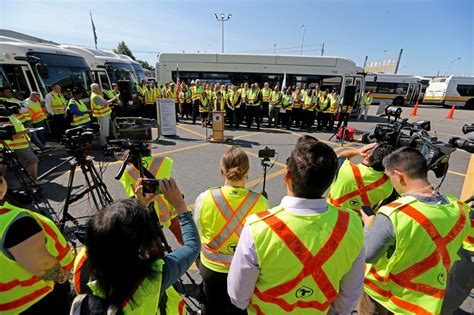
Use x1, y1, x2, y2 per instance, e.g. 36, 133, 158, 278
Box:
446, 104, 455, 119
411, 101, 419, 116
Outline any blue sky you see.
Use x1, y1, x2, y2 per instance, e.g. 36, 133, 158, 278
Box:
1, 0, 472, 76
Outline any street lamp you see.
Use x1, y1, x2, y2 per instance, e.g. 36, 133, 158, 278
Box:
447, 57, 461, 75
300, 25, 305, 55
215, 13, 232, 53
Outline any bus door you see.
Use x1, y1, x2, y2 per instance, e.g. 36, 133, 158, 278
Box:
411, 84, 421, 105
2, 64, 33, 99
406, 83, 416, 105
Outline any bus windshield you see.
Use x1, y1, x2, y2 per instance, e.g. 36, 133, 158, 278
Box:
0, 67, 10, 90
27, 52, 93, 98
105, 62, 139, 93
131, 63, 146, 82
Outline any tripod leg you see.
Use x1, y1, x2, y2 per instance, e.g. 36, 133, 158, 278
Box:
88, 160, 114, 203
81, 164, 102, 211
61, 163, 77, 231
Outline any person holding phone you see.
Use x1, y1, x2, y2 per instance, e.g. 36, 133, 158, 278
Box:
328, 142, 395, 214
194, 147, 268, 315
73, 178, 200, 314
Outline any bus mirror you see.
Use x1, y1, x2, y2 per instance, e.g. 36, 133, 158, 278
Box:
36, 63, 49, 77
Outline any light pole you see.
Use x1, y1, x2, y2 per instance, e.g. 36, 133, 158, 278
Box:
383, 49, 388, 60
215, 13, 232, 53
447, 57, 461, 75
274, 44, 277, 54
300, 25, 305, 55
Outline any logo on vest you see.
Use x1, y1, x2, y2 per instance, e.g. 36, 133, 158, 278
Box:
295, 286, 314, 299
437, 271, 446, 285
350, 199, 360, 207
142, 160, 150, 169
227, 243, 238, 253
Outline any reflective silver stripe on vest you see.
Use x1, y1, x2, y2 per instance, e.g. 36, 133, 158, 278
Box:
126, 165, 140, 181
207, 188, 260, 249
201, 244, 234, 264
154, 194, 170, 222
147, 157, 164, 178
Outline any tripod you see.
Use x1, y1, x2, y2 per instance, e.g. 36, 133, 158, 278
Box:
60, 152, 113, 232
261, 158, 271, 199
329, 110, 351, 147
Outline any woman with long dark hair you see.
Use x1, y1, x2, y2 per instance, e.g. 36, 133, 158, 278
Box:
74, 178, 200, 314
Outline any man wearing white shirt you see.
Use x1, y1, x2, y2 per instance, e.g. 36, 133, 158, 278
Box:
228, 135, 365, 314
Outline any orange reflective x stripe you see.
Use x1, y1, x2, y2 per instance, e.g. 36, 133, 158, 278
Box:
0, 277, 42, 292
329, 163, 388, 207
365, 201, 467, 313
0, 286, 51, 312
34, 217, 73, 269
178, 299, 185, 315
253, 209, 350, 312
73, 253, 87, 294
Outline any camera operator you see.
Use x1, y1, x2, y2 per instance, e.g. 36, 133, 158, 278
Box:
358, 147, 470, 314
66, 88, 91, 128
228, 136, 365, 314
328, 142, 394, 213
72, 178, 200, 314
0, 164, 75, 314
194, 147, 268, 315
90, 83, 118, 146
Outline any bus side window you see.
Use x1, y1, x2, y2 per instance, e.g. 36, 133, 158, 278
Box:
2, 65, 31, 99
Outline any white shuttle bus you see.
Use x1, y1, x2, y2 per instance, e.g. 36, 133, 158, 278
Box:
0, 38, 92, 99
61, 46, 140, 95
423, 76, 474, 109
364, 73, 423, 107
117, 54, 146, 83
155, 53, 364, 104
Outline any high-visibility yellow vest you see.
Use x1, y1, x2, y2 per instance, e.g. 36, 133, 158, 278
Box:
199, 187, 268, 272
25, 99, 47, 124
153, 87, 162, 101
101, 89, 115, 100
167, 89, 178, 102
0, 202, 74, 314
73, 248, 186, 315
90, 92, 112, 117
228, 90, 241, 108
270, 91, 282, 107
282, 95, 292, 110
118, 156, 176, 228
144, 88, 154, 105
303, 94, 315, 111
240, 88, 249, 104
364, 195, 470, 315
292, 93, 303, 109
261, 88, 272, 102
463, 211, 474, 252
248, 89, 261, 106
192, 86, 204, 101
180, 90, 191, 103
328, 95, 339, 113
48, 92, 67, 115
0, 97, 32, 123
0, 116, 30, 150
67, 99, 91, 126
328, 160, 393, 212
199, 95, 209, 113
247, 205, 363, 314
363, 94, 373, 106
213, 97, 226, 112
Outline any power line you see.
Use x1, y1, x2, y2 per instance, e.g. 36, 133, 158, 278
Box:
229, 42, 324, 54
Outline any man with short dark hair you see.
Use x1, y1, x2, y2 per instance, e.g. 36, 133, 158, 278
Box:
228, 135, 365, 314
359, 147, 470, 315
328, 142, 394, 213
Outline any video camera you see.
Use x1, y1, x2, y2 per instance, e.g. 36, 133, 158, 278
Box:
365, 119, 455, 178
62, 124, 100, 159
448, 123, 474, 153
105, 138, 151, 156
0, 99, 21, 117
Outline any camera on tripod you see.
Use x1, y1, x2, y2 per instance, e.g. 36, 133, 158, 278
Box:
448, 123, 474, 153
62, 124, 100, 158
365, 119, 454, 178
258, 147, 276, 161
106, 138, 150, 156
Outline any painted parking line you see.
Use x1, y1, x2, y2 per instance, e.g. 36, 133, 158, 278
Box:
176, 124, 207, 139
447, 170, 466, 177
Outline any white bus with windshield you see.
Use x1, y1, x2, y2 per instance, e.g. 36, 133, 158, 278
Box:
61, 46, 140, 96
117, 54, 146, 83
423, 76, 474, 109
155, 53, 364, 105
0, 39, 92, 99
364, 73, 423, 107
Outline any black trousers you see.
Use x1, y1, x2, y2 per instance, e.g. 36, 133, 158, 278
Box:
281, 110, 292, 129
20, 282, 72, 315
304, 110, 315, 130
192, 100, 201, 124
51, 114, 67, 141
291, 108, 303, 129
246, 105, 261, 129
182, 101, 192, 118
225, 107, 241, 128
239, 103, 247, 124
199, 264, 246, 315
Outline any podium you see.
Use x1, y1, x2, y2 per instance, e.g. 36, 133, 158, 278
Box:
208, 111, 228, 143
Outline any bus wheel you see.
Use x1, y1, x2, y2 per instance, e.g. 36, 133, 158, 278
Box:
393, 96, 405, 106
465, 98, 474, 110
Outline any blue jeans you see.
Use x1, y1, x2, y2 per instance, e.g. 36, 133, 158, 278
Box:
31, 120, 47, 145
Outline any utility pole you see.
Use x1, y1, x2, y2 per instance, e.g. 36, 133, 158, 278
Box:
215, 13, 232, 53
321, 42, 325, 56
447, 57, 461, 75
394, 48, 403, 74
300, 25, 305, 55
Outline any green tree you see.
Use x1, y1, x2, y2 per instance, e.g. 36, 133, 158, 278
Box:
113, 41, 135, 60
137, 59, 154, 71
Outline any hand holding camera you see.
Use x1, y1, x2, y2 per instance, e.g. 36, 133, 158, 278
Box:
138, 178, 188, 215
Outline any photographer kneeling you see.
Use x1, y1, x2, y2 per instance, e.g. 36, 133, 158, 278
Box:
72, 178, 200, 314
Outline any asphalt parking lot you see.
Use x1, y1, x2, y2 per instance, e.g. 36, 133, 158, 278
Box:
8, 104, 473, 312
